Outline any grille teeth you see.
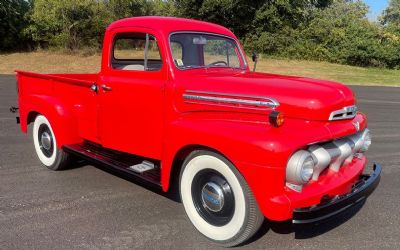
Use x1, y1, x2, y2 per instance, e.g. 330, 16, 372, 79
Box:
308, 129, 368, 180
330, 139, 353, 172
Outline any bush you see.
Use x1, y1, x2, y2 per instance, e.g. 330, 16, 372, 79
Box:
2, 0, 400, 69
0, 0, 32, 51
244, 0, 400, 68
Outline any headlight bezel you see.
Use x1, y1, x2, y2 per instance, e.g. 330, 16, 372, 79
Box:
360, 130, 371, 153
286, 150, 316, 186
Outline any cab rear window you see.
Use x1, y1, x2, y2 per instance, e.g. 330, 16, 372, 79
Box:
112, 33, 162, 71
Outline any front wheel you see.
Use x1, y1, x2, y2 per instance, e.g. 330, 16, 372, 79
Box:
179, 150, 264, 247
32, 115, 70, 170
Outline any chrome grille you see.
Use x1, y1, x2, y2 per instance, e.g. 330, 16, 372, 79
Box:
308, 129, 370, 180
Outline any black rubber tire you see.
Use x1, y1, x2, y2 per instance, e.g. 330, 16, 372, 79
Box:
179, 150, 264, 247
32, 114, 70, 170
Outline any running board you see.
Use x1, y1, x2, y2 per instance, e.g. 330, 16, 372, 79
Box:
129, 160, 155, 173
63, 141, 161, 186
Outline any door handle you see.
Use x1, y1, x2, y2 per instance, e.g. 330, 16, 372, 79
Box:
90, 83, 98, 93
101, 84, 112, 91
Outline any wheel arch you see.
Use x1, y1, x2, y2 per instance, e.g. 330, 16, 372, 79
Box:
27, 111, 40, 125
166, 144, 229, 194
160, 118, 291, 220
20, 95, 81, 147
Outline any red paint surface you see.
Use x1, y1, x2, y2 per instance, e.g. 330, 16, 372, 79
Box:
16, 17, 368, 221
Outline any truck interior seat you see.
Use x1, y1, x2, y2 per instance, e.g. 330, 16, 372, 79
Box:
121, 65, 145, 70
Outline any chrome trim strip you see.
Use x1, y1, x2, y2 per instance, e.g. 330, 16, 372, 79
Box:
183, 90, 279, 108
329, 105, 357, 120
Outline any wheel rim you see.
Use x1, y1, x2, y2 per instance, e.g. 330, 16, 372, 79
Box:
191, 169, 235, 226
38, 124, 54, 158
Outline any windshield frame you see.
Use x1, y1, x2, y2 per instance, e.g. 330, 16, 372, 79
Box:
168, 31, 248, 71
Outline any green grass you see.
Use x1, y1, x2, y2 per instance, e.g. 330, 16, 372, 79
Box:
250, 56, 400, 87
1, 51, 399, 86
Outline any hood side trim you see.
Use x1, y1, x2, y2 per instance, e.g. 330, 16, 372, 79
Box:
183, 90, 279, 109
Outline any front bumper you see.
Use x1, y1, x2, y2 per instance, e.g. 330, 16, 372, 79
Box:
292, 163, 381, 224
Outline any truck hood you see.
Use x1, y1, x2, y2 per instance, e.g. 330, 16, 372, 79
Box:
177, 71, 355, 121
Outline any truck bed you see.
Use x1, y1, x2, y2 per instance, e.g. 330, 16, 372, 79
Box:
16, 70, 99, 144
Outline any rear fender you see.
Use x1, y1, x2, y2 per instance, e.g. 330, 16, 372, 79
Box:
21, 94, 81, 147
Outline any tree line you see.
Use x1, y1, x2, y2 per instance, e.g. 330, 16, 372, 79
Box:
1, 0, 400, 69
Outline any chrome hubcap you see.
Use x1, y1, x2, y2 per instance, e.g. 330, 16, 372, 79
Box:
41, 131, 52, 150
201, 182, 225, 212
192, 169, 234, 226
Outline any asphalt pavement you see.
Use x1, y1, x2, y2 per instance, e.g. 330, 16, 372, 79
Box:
0, 75, 399, 249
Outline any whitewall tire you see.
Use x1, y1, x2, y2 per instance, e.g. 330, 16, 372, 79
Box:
33, 115, 70, 170
180, 150, 264, 247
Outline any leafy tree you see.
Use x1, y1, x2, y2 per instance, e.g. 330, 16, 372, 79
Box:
381, 0, 400, 27
25, 0, 177, 50
26, 0, 113, 49
243, 0, 334, 55
174, 0, 262, 38
245, 0, 400, 68
380, 0, 400, 68
1, 0, 399, 68
0, 0, 32, 50
174, 0, 334, 43
106, 0, 154, 19
151, 0, 177, 16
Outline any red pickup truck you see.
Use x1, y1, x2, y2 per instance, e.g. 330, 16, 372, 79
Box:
15, 17, 381, 246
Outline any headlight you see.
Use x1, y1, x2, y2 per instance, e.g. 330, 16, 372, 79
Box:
360, 130, 371, 152
286, 150, 315, 185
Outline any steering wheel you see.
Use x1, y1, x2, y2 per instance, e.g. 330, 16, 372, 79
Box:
208, 61, 228, 66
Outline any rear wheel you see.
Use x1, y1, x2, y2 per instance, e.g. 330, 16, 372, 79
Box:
179, 150, 264, 247
33, 115, 70, 170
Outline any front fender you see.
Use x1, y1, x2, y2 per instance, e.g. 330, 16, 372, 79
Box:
161, 114, 334, 219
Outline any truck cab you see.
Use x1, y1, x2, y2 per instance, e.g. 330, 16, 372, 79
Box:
15, 17, 381, 247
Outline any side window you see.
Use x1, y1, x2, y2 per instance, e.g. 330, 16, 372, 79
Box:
147, 39, 162, 61
112, 32, 162, 71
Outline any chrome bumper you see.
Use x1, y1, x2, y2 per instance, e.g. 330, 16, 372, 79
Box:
292, 163, 381, 224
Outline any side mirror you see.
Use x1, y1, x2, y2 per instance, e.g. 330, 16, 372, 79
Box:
252, 51, 258, 62
252, 51, 258, 72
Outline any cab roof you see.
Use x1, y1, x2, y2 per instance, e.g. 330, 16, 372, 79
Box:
106, 16, 235, 38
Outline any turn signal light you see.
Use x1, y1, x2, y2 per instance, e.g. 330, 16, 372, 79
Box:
269, 111, 284, 127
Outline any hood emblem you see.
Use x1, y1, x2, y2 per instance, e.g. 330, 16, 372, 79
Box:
329, 105, 357, 121
353, 121, 360, 131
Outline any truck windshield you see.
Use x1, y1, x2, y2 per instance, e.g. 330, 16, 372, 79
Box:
169, 33, 245, 70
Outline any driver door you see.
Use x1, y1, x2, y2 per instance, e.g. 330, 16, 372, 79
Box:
98, 28, 167, 159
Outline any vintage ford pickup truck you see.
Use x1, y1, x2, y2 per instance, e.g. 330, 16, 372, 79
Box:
14, 17, 381, 246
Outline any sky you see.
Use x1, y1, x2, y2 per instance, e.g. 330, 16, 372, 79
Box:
363, 0, 389, 20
